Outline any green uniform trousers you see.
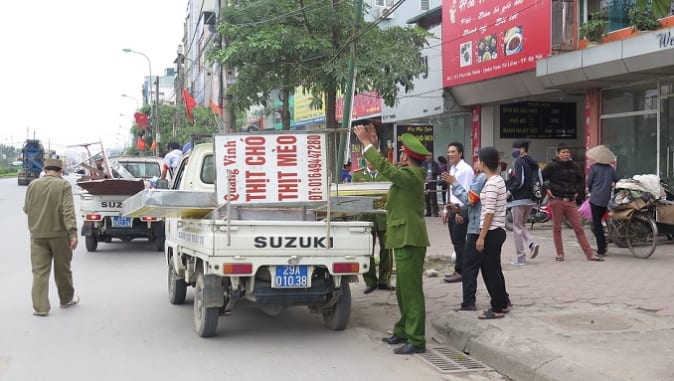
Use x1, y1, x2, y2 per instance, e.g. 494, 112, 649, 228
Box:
31, 237, 75, 313
362, 230, 393, 287
392, 246, 426, 347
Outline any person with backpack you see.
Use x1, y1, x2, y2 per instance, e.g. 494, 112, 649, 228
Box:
507, 140, 540, 266
542, 143, 604, 262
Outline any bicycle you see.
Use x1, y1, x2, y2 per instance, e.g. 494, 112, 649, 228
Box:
607, 191, 674, 259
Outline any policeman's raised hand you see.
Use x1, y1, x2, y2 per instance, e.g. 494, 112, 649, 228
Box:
353, 124, 378, 147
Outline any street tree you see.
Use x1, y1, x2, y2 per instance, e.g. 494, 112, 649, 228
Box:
211, 0, 430, 130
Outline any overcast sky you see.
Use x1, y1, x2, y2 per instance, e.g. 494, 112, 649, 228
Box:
0, 0, 186, 155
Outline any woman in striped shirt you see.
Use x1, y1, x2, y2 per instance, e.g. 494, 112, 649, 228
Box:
475, 147, 509, 320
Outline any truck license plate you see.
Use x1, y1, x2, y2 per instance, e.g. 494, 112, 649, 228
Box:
111, 217, 133, 228
273, 265, 309, 288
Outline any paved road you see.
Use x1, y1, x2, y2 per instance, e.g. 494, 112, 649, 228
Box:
0, 177, 508, 381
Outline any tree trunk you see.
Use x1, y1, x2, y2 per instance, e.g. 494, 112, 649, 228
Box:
281, 87, 291, 130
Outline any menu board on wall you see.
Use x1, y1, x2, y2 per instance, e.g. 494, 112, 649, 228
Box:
442, 0, 551, 87
396, 125, 434, 155
500, 102, 576, 139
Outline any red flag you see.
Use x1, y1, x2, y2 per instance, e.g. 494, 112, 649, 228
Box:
210, 99, 221, 117
136, 136, 147, 151
134, 112, 149, 130
182, 89, 197, 123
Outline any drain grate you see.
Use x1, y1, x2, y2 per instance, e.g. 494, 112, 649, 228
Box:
416, 346, 492, 374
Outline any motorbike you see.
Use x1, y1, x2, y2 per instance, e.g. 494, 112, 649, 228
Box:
505, 200, 552, 231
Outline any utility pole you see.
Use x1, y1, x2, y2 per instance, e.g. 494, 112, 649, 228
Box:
175, 46, 184, 135
155, 76, 161, 154
218, 0, 233, 133
335, 0, 364, 182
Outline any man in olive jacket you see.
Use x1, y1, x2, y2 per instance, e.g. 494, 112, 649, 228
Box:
353, 126, 430, 355
352, 159, 393, 294
23, 158, 79, 316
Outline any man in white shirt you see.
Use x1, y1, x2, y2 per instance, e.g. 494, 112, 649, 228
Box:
161, 142, 183, 180
443, 142, 474, 283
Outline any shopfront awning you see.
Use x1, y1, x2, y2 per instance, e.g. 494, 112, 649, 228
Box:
449, 70, 556, 106
537, 28, 674, 90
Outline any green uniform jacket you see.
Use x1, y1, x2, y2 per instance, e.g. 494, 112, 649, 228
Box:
23, 175, 78, 239
364, 148, 430, 249
351, 168, 389, 232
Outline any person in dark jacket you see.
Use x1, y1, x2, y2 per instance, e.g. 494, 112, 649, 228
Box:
507, 139, 540, 265
437, 156, 449, 205
423, 155, 441, 216
23, 158, 80, 316
587, 161, 619, 256
541, 144, 604, 262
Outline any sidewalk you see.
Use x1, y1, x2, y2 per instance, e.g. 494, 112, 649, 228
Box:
422, 216, 674, 381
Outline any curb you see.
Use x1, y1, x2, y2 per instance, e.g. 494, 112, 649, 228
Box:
431, 313, 615, 381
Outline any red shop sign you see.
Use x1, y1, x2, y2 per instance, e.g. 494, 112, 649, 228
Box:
442, 0, 551, 87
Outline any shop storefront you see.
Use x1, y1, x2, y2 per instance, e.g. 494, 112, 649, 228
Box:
601, 79, 674, 185
538, 27, 674, 187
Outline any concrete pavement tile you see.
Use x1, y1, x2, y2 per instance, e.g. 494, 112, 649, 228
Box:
424, 219, 674, 381
535, 358, 615, 381
655, 307, 674, 317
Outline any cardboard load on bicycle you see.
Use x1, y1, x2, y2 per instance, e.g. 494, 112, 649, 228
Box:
656, 201, 674, 224
609, 208, 636, 220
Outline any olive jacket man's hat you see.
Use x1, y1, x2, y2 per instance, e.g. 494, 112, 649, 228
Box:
44, 159, 63, 169
400, 133, 430, 160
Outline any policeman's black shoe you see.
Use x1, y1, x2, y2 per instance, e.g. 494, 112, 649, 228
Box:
381, 335, 408, 345
393, 343, 426, 355
364, 286, 377, 294
377, 284, 395, 291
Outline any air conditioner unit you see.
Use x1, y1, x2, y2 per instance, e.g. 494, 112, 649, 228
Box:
379, 7, 394, 19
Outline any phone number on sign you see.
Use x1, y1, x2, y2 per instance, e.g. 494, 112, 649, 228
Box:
307, 134, 324, 201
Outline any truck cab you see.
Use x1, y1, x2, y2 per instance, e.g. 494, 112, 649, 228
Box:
17, 139, 44, 186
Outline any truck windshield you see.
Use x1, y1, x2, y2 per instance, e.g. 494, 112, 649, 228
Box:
118, 161, 161, 178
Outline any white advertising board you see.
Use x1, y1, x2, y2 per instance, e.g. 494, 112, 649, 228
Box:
214, 133, 328, 205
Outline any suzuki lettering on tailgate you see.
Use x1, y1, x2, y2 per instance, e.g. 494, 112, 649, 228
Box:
215, 133, 328, 204
100, 201, 123, 208
253, 236, 334, 249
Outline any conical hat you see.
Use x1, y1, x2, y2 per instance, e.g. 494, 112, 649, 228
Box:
586, 145, 615, 164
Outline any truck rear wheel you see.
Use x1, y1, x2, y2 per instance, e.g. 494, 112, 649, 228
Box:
322, 281, 351, 331
85, 235, 98, 252
168, 257, 187, 305
194, 271, 219, 337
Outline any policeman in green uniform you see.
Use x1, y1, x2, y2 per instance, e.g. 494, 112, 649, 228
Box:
352, 159, 393, 294
353, 125, 430, 355
23, 158, 80, 316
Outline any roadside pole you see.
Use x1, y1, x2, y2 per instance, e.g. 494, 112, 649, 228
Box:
335, 0, 364, 182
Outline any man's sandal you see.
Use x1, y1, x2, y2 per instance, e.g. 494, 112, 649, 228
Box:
478, 309, 505, 320
555, 256, 565, 262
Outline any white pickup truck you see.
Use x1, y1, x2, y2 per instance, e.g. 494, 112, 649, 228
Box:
123, 133, 374, 337
79, 156, 167, 252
